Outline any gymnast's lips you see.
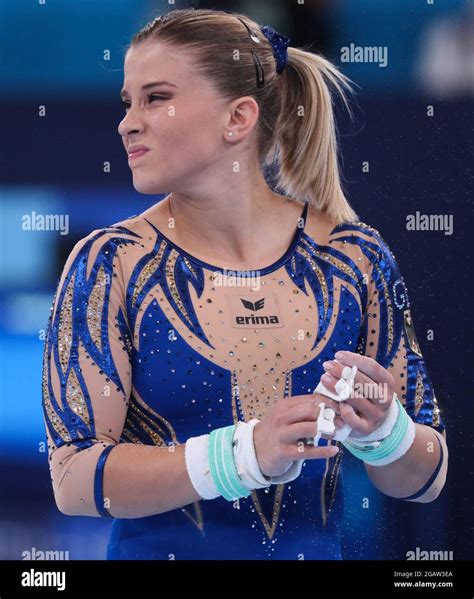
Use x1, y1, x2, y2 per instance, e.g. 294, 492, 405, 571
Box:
128, 145, 150, 160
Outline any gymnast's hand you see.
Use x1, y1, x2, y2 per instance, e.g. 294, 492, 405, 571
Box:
253, 394, 345, 477
320, 351, 396, 438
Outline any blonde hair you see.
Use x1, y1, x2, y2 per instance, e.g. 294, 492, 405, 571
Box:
128, 9, 359, 225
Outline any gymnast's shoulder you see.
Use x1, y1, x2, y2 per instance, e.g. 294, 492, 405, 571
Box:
303, 202, 385, 255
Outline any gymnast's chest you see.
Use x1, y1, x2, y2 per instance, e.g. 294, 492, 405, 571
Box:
125, 264, 362, 440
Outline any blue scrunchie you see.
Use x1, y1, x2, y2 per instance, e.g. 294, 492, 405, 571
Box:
260, 25, 291, 74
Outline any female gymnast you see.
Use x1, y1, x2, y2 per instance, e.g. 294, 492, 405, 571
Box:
42, 8, 448, 560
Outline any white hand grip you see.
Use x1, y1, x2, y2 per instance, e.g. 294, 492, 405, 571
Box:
312, 363, 358, 444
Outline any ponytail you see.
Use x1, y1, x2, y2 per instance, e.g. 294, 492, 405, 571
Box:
275, 48, 358, 224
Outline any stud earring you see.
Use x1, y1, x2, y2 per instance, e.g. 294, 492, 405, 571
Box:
227, 131, 234, 137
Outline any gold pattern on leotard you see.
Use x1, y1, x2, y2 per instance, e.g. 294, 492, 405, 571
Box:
66, 367, 90, 427
57, 273, 75, 374
314, 249, 359, 281
42, 338, 72, 443
183, 256, 198, 278
251, 483, 286, 539
414, 371, 425, 417
182, 502, 204, 533
432, 400, 441, 428
122, 387, 179, 446
321, 442, 344, 527
404, 309, 422, 357
373, 263, 395, 354
295, 246, 329, 313
87, 264, 107, 352
132, 240, 166, 307
165, 249, 194, 327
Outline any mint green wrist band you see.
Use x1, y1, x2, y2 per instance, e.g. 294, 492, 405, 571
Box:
343, 397, 409, 462
209, 425, 251, 501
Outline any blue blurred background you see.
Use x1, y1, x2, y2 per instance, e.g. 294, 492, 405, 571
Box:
0, 0, 472, 560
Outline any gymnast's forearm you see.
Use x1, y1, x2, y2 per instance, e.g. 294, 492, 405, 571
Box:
103, 443, 201, 518
364, 425, 448, 501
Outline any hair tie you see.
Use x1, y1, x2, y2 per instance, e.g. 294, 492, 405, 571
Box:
260, 25, 291, 74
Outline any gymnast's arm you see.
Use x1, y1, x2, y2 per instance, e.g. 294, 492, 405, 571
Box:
355, 229, 448, 503
42, 230, 202, 519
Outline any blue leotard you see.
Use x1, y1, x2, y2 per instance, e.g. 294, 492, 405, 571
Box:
42, 200, 445, 559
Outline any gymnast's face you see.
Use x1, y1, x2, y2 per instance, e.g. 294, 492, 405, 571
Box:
118, 41, 231, 194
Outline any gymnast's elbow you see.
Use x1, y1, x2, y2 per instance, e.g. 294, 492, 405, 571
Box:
404, 440, 449, 504
48, 448, 109, 518
52, 479, 103, 518
53, 488, 83, 517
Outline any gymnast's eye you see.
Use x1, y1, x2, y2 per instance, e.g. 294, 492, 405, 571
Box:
121, 95, 168, 112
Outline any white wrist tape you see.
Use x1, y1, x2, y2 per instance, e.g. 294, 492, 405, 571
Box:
355, 416, 416, 466
343, 396, 417, 466
184, 434, 220, 500
185, 420, 304, 500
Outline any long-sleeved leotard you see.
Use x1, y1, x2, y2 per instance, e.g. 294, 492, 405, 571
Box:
41, 200, 445, 559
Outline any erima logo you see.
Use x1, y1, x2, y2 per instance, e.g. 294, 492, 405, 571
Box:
236, 297, 279, 325
241, 298, 265, 311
